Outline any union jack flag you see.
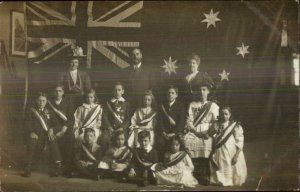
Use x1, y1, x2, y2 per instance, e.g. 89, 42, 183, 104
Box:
26, 1, 143, 69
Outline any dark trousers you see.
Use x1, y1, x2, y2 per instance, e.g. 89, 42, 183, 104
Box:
26, 135, 62, 170
75, 161, 97, 178
98, 169, 126, 179
155, 135, 168, 162
192, 157, 210, 185
57, 130, 75, 172
126, 167, 155, 184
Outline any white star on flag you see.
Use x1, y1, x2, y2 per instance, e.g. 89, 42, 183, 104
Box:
219, 69, 230, 81
201, 9, 221, 28
236, 43, 250, 58
161, 56, 178, 76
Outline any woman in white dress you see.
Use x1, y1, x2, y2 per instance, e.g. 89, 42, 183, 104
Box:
128, 90, 157, 148
153, 135, 198, 188
73, 89, 103, 144
209, 106, 247, 186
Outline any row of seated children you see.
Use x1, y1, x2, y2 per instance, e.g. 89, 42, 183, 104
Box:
22, 80, 246, 187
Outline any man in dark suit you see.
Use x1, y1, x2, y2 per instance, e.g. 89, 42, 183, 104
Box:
125, 48, 152, 110
156, 85, 186, 160
58, 55, 91, 109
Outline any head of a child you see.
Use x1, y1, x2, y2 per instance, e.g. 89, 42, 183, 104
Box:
219, 106, 232, 123
137, 130, 151, 149
167, 85, 178, 103
113, 130, 126, 148
84, 128, 96, 145
169, 135, 184, 153
54, 84, 64, 100
36, 92, 48, 109
142, 90, 155, 108
85, 89, 98, 104
113, 82, 125, 99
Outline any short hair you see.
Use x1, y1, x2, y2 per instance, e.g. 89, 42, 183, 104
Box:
36, 92, 48, 99
114, 81, 124, 90
138, 130, 151, 140
85, 89, 99, 103
187, 53, 201, 65
112, 130, 126, 146
54, 84, 65, 91
84, 128, 96, 136
168, 134, 185, 151
168, 85, 179, 94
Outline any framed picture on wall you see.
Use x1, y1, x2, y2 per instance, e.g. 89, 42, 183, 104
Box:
10, 10, 26, 56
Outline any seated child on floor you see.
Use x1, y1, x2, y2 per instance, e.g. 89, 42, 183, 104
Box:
153, 135, 198, 188
74, 128, 103, 180
127, 130, 158, 187
98, 130, 132, 181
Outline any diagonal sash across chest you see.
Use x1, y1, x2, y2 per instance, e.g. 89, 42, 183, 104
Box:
30, 107, 49, 132
193, 101, 213, 127
114, 147, 131, 163
47, 100, 68, 122
106, 101, 123, 124
135, 149, 154, 167
82, 144, 97, 162
137, 111, 156, 126
161, 104, 176, 126
209, 121, 239, 170
81, 105, 101, 128
163, 151, 187, 167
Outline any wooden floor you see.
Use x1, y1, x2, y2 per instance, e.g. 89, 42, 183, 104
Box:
1, 139, 297, 192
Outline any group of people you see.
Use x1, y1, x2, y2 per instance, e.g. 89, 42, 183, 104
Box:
22, 48, 247, 188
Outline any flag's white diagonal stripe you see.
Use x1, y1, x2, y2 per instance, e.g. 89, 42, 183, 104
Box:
26, 4, 50, 22
92, 41, 130, 68
88, 21, 141, 28
34, 44, 72, 64
106, 1, 143, 23
27, 20, 74, 26
94, 1, 131, 22
29, 2, 71, 24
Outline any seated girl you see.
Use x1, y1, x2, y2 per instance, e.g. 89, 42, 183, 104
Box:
73, 89, 103, 144
209, 106, 247, 186
128, 90, 157, 148
98, 130, 132, 181
153, 135, 198, 188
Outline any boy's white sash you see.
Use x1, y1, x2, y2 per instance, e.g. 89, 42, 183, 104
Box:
48, 100, 68, 122
30, 107, 49, 132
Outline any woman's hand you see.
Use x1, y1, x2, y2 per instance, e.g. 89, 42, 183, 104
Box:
30, 132, 38, 140
48, 128, 56, 141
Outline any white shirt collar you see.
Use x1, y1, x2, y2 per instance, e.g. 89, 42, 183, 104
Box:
140, 144, 152, 153
111, 97, 125, 103
134, 62, 141, 69
70, 69, 77, 74
169, 100, 176, 107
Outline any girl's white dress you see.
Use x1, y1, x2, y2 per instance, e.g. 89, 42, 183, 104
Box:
73, 103, 103, 143
128, 107, 156, 148
153, 151, 198, 188
210, 121, 247, 186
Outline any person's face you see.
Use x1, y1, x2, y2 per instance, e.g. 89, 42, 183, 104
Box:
84, 132, 95, 145
37, 96, 47, 109
116, 134, 125, 148
139, 137, 151, 149
167, 88, 178, 103
197, 86, 209, 101
143, 95, 152, 107
131, 49, 142, 64
189, 59, 199, 73
86, 93, 95, 104
69, 59, 79, 71
219, 109, 231, 122
54, 86, 64, 99
113, 85, 124, 99
170, 139, 180, 153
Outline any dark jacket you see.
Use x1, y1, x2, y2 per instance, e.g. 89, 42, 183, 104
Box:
58, 70, 91, 95
129, 147, 158, 171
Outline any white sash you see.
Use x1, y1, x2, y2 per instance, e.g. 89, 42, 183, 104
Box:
214, 121, 237, 147
106, 102, 123, 124
161, 104, 176, 126
82, 105, 101, 128
48, 100, 68, 122
30, 107, 49, 132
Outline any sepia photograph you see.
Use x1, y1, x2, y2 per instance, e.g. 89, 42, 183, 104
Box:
0, 1, 299, 191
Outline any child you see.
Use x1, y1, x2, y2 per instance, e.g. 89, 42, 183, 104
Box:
128, 90, 157, 148
101, 82, 131, 150
156, 85, 186, 160
47, 84, 75, 174
98, 130, 132, 181
74, 128, 103, 180
209, 106, 247, 186
73, 89, 103, 144
23, 92, 62, 177
127, 130, 158, 187
183, 80, 219, 185
153, 135, 198, 188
